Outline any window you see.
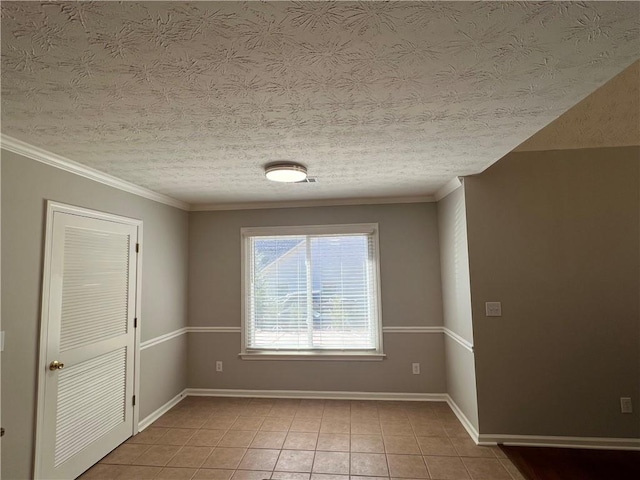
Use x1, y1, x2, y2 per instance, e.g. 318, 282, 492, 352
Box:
241, 224, 383, 359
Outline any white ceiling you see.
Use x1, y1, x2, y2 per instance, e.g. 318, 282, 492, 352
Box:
2, 1, 638, 207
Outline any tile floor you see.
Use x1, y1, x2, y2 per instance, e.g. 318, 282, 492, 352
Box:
80, 397, 525, 480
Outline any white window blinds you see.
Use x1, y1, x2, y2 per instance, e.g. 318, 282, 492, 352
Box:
243, 225, 381, 353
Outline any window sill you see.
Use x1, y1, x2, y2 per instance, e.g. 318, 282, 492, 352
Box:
239, 352, 386, 361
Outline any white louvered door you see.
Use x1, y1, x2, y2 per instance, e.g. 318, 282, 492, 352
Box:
37, 207, 139, 479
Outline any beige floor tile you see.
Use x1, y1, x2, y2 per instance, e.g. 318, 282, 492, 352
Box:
201, 448, 247, 469
232, 417, 267, 431
384, 435, 421, 455
350, 477, 390, 480
101, 443, 150, 465
203, 416, 239, 430
350, 412, 380, 423
275, 450, 315, 472
154, 412, 182, 428
271, 472, 311, 480
262, 417, 293, 432
350, 453, 389, 477
128, 427, 170, 445
382, 423, 415, 436
78, 464, 127, 479
499, 459, 525, 480
416, 437, 457, 457
310, 474, 349, 480
133, 445, 181, 466
270, 406, 298, 418
386, 455, 428, 479
492, 447, 508, 459
188, 430, 227, 447
244, 405, 274, 416
238, 449, 281, 471
316, 434, 350, 452
284, 432, 318, 450
156, 467, 198, 479
449, 439, 494, 458
290, 418, 322, 433
319, 419, 350, 434
351, 435, 385, 454
168, 446, 214, 468
232, 470, 272, 480
117, 465, 163, 479
296, 407, 324, 418
411, 424, 446, 438
251, 431, 287, 449
351, 422, 381, 435
158, 429, 197, 446
461, 458, 510, 480
179, 415, 209, 429
312, 451, 350, 474
424, 456, 469, 480
442, 425, 470, 439
219, 430, 257, 448
192, 468, 235, 480
378, 416, 409, 426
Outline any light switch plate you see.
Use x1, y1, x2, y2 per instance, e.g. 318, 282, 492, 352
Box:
0, 331, 4, 352
485, 302, 502, 317
621, 397, 633, 414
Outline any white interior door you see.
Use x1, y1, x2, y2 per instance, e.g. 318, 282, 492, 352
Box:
36, 203, 140, 479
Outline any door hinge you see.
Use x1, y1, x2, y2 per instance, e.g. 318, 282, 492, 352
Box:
134, 318, 138, 328
136, 243, 140, 253
132, 395, 136, 406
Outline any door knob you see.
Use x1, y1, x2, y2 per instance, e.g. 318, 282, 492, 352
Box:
49, 360, 64, 371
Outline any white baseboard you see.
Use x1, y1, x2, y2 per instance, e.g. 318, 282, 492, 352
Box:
478, 433, 640, 451
138, 389, 188, 431
445, 395, 480, 443
185, 388, 448, 402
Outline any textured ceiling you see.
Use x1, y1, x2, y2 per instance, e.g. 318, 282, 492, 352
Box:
1, 1, 639, 206
516, 60, 640, 152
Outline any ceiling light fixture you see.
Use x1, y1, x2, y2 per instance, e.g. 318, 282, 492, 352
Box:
265, 162, 307, 183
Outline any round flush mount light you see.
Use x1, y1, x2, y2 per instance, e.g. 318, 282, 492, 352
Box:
265, 162, 307, 183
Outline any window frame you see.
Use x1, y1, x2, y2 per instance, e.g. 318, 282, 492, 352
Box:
240, 223, 385, 361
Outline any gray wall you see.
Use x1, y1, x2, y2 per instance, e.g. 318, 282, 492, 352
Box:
464, 146, 640, 438
188, 203, 446, 393
437, 186, 479, 430
1, 151, 189, 479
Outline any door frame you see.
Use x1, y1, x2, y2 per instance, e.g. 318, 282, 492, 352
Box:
34, 201, 143, 478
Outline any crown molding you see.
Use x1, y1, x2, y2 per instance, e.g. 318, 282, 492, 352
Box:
190, 195, 435, 211
1, 135, 438, 211
1, 134, 190, 211
434, 177, 463, 201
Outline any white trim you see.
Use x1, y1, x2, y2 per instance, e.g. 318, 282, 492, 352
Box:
135, 326, 475, 351
191, 195, 434, 212
138, 390, 188, 432
477, 433, 640, 451
434, 177, 462, 201
185, 388, 447, 402
140, 328, 188, 351
445, 394, 480, 443
443, 328, 474, 352
1, 135, 189, 211
239, 352, 386, 361
382, 326, 442, 333
189, 326, 242, 333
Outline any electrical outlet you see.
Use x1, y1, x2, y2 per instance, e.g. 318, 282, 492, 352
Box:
485, 302, 502, 317
620, 397, 633, 414
412, 363, 420, 375
216, 361, 223, 372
